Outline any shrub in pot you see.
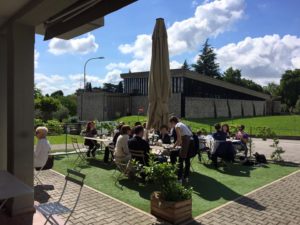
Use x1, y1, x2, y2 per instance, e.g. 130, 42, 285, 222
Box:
145, 159, 192, 224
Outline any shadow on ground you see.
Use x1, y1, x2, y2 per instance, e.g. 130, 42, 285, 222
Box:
189, 172, 265, 211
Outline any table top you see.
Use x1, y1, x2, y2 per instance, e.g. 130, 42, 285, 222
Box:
151, 145, 180, 155
0, 171, 33, 200
84, 137, 112, 142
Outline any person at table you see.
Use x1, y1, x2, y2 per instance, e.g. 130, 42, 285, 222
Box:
84, 121, 99, 157
222, 124, 230, 139
169, 116, 192, 183
235, 125, 249, 156
104, 124, 123, 163
159, 125, 171, 144
114, 125, 132, 163
34, 126, 51, 169
128, 125, 150, 165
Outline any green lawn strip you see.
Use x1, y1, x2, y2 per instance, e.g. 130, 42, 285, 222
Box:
34, 135, 84, 145
53, 153, 299, 217
117, 115, 300, 136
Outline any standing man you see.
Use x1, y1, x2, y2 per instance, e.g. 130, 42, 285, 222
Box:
169, 116, 192, 183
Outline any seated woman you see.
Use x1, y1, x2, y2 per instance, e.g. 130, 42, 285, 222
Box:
34, 126, 51, 169
235, 125, 249, 156
159, 125, 171, 144
114, 125, 132, 163
222, 124, 230, 139
84, 121, 99, 157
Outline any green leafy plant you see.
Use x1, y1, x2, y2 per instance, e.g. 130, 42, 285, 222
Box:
46, 120, 64, 135
144, 158, 192, 202
270, 138, 285, 162
256, 127, 276, 140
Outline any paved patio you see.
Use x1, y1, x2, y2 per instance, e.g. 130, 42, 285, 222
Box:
31, 169, 300, 225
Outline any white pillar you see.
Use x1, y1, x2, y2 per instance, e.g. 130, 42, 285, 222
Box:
6, 22, 35, 216
0, 33, 7, 170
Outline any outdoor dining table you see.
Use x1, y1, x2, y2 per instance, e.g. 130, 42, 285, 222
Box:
83, 136, 112, 149
151, 144, 181, 156
0, 170, 33, 211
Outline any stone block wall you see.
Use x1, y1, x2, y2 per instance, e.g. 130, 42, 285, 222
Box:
215, 99, 229, 118
253, 101, 265, 116
131, 93, 182, 117
228, 100, 242, 117
242, 100, 254, 117
185, 97, 215, 118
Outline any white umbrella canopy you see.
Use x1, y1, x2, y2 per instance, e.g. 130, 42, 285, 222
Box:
147, 18, 171, 130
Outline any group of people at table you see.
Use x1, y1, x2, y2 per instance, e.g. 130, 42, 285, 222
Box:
84, 116, 249, 183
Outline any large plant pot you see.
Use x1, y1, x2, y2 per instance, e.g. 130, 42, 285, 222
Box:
150, 192, 192, 224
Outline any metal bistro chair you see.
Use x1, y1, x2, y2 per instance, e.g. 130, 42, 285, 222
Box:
71, 137, 88, 168
129, 149, 146, 166
35, 169, 86, 225
108, 144, 115, 163
112, 159, 131, 189
197, 139, 211, 164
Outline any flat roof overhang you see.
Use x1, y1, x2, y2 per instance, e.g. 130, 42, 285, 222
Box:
0, 0, 137, 40
121, 69, 271, 100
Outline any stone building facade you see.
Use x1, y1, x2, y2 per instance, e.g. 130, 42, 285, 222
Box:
77, 69, 280, 121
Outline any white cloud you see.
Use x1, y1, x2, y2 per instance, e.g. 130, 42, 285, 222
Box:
48, 33, 99, 55
34, 49, 39, 69
34, 69, 123, 95
170, 60, 182, 69
216, 34, 300, 84
110, 0, 244, 73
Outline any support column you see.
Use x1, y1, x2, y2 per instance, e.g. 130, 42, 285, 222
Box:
6, 22, 35, 215
0, 32, 7, 170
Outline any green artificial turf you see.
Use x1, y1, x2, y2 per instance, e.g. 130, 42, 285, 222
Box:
53, 153, 299, 217
117, 115, 300, 136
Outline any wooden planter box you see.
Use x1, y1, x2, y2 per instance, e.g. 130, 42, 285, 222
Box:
150, 192, 192, 224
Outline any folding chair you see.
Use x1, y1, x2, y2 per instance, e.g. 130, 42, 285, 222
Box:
108, 144, 115, 162
112, 159, 131, 189
34, 155, 54, 186
35, 169, 86, 225
129, 149, 146, 166
198, 140, 211, 164
71, 137, 88, 168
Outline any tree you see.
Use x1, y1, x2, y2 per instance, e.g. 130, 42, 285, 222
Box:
34, 84, 43, 99
53, 106, 70, 122
60, 95, 77, 116
294, 97, 300, 114
35, 97, 60, 121
223, 67, 242, 84
117, 81, 124, 93
85, 82, 92, 92
103, 83, 117, 93
181, 60, 190, 70
192, 39, 220, 78
263, 82, 281, 97
280, 69, 300, 107
51, 90, 64, 98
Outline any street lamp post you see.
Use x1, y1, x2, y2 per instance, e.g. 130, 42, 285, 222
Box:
80, 56, 104, 121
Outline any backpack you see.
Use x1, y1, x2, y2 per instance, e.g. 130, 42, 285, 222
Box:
254, 152, 267, 164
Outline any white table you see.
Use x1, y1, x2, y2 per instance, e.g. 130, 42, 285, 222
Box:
0, 170, 33, 210
84, 137, 112, 150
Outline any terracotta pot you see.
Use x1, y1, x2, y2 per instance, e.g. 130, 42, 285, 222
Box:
150, 192, 192, 224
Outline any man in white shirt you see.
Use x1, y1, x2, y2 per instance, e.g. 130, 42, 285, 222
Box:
169, 116, 192, 183
34, 126, 51, 168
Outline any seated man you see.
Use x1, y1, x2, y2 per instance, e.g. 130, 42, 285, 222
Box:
235, 125, 249, 156
128, 125, 150, 165
34, 126, 51, 169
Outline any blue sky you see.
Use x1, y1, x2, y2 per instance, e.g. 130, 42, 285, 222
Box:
35, 0, 300, 95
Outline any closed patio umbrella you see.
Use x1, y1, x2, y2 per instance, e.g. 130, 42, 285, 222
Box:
147, 18, 171, 130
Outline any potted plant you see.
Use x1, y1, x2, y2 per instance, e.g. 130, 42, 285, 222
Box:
145, 159, 193, 224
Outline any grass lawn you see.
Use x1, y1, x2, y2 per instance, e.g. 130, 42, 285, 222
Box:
34, 135, 83, 145
117, 115, 300, 136
53, 153, 299, 217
